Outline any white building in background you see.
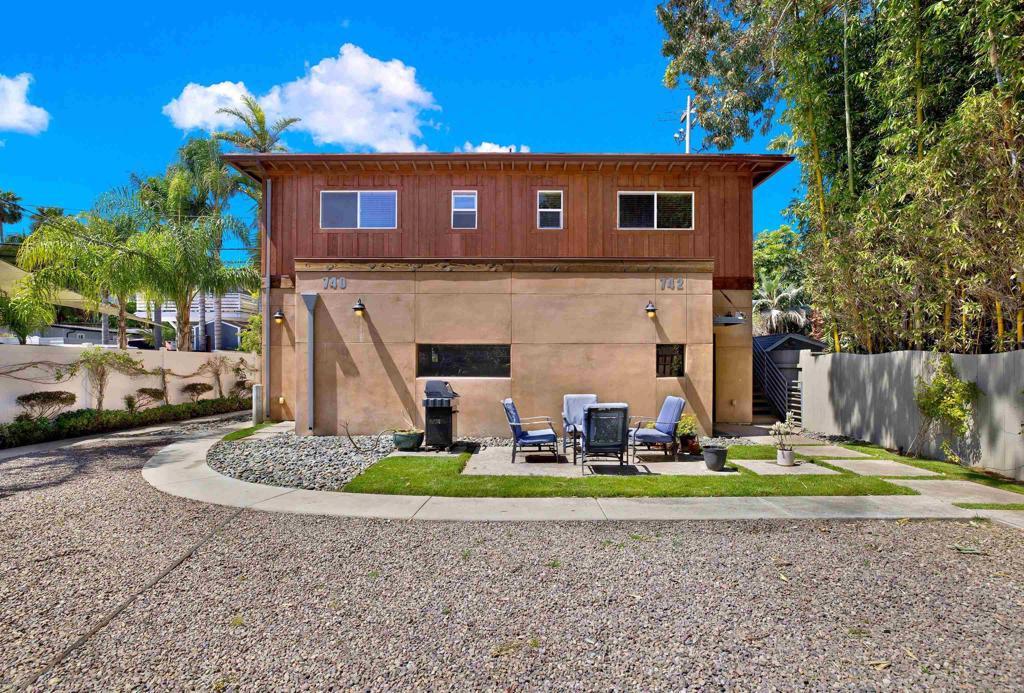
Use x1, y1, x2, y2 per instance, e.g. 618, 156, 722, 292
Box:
134, 292, 257, 351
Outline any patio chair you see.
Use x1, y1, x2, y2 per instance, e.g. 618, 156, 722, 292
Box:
501, 398, 559, 463
562, 394, 598, 455
629, 396, 686, 462
578, 403, 630, 465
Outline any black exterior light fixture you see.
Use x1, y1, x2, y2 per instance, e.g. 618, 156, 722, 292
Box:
352, 298, 366, 316
645, 301, 657, 319
272, 309, 285, 325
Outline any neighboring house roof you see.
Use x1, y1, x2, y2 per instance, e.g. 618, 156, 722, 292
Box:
224, 152, 793, 188
50, 323, 147, 335
754, 333, 828, 352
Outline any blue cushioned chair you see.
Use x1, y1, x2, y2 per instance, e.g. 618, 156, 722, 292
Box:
562, 393, 598, 455
629, 396, 686, 462
502, 398, 559, 463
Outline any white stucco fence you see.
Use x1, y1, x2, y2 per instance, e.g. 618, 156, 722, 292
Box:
0, 344, 257, 422
799, 350, 1023, 481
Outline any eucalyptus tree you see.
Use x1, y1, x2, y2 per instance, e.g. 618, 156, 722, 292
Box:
17, 209, 148, 349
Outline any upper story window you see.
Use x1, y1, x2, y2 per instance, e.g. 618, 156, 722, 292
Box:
451, 191, 478, 229
537, 190, 563, 229
617, 191, 694, 230
320, 190, 398, 230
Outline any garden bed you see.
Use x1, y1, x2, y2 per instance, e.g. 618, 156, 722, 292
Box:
0, 397, 252, 449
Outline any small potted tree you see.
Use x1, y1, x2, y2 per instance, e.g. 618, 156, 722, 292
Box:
770, 413, 798, 466
676, 414, 701, 456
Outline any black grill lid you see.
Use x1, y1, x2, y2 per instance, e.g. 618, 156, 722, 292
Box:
424, 380, 459, 399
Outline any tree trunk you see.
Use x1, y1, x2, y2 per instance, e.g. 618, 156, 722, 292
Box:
842, 1, 856, 195
214, 295, 223, 351
100, 291, 110, 345
154, 302, 163, 348
197, 292, 207, 352
177, 299, 192, 351
117, 296, 128, 350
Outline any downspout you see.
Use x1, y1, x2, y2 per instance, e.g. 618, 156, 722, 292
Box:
263, 179, 272, 420
301, 292, 318, 432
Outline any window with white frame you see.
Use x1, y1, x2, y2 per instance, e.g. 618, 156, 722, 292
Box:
617, 192, 694, 230
451, 191, 478, 229
537, 190, 563, 229
320, 190, 398, 229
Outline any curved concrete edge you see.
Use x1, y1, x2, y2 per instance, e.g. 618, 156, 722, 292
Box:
141, 435, 989, 523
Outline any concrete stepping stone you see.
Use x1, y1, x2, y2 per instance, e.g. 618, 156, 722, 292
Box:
733, 459, 839, 475
887, 479, 1024, 504
793, 444, 871, 458
827, 458, 940, 477
741, 434, 826, 446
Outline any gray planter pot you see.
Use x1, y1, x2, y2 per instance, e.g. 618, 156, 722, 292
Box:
393, 431, 424, 452
702, 446, 728, 471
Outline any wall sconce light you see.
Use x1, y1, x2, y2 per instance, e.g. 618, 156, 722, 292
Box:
278, 395, 286, 405
645, 301, 657, 319
272, 309, 285, 325
352, 298, 366, 316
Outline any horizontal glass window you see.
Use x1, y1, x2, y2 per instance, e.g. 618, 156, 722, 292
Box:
656, 344, 685, 377
320, 190, 397, 229
537, 190, 563, 229
618, 192, 694, 230
451, 191, 477, 229
417, 344, 511, 378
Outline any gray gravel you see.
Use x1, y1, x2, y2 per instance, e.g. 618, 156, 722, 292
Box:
2, 431, 1023, 690
207, 431, 396, 491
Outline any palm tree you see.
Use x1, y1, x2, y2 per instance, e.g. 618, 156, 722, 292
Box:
18, 210, 147, 349
0, 288, 54, 344
29, 206, 64, 232
215, 95, 300, 155
753, 271, 810, 335
0, 190, 24, 244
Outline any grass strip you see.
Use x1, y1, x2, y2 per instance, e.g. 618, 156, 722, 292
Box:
953, 502, 1024, 511
222, 421, 274, 442
343, 453, 914, 499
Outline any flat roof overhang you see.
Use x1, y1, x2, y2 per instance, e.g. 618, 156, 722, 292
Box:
224, 152, 792, 188
293, 257, 716, 274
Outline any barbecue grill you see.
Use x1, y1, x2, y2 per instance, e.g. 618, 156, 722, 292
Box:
423, 380, 459, 450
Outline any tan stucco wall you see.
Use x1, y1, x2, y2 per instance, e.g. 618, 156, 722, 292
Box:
713, 289, 753, 424
270, 269, 737, 437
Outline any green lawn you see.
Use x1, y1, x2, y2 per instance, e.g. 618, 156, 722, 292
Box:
838, 442, 1024, 497
222, 421, 275, 442
342, 450, 914, 499
954, 502, 1024, 511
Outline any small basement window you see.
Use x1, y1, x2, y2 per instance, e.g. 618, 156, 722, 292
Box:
451, 191, 478, 229
537, 190, 563, 229
618, 192, 694, 230
320, 190, 398, 229
656, 344, 686, 377
417, 344, 511, 378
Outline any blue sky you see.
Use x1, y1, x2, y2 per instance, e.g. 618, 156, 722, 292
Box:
1, 1, 801, 263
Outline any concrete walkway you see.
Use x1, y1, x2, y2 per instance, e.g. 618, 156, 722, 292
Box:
141, 432, 1005, 523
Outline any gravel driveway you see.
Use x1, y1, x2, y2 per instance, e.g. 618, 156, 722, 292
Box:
2, 429, 1022, 691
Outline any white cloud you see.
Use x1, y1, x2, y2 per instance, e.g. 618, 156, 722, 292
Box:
0, 73, 50, 135
458, 141, 531, 153
162, 80, 251, 131
163, 44, 438, 152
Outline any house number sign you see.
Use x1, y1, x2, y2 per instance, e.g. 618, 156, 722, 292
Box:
322, 275, 347, 290
659, 276, 685, 290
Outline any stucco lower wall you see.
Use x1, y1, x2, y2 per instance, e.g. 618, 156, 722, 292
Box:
713, 289, 753, 424
0, 345, 257, 422
271, 268, 735, 438
800, 350, 1024, 480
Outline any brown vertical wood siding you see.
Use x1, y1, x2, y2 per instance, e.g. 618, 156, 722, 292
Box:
267, 168, 760, 288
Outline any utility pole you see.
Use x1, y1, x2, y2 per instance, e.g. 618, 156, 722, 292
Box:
674, 95, 696, 153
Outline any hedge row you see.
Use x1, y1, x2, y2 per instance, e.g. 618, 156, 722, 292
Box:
0, 397, 252, 449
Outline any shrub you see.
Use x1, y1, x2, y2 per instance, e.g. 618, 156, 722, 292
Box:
135, 387, 166, 410
62, 347, 146, 410
181, 382, 214, 403
0, 396, 252, 449
239, 314, 262, 355
123, 394, 139, 414
912, 354, 981, 463
200, 355, 231, 397
677, 413, 699, 438
15, 391, 77, 420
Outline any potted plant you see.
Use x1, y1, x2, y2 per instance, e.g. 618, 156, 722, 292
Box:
392, 428, 424, 451
770, 413, 798, 466
676, 414, 701, 456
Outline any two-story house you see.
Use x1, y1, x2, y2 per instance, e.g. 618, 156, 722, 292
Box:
225, 152, 791, 437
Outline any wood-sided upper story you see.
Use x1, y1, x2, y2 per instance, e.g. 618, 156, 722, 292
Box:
224, 153, 791, 290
